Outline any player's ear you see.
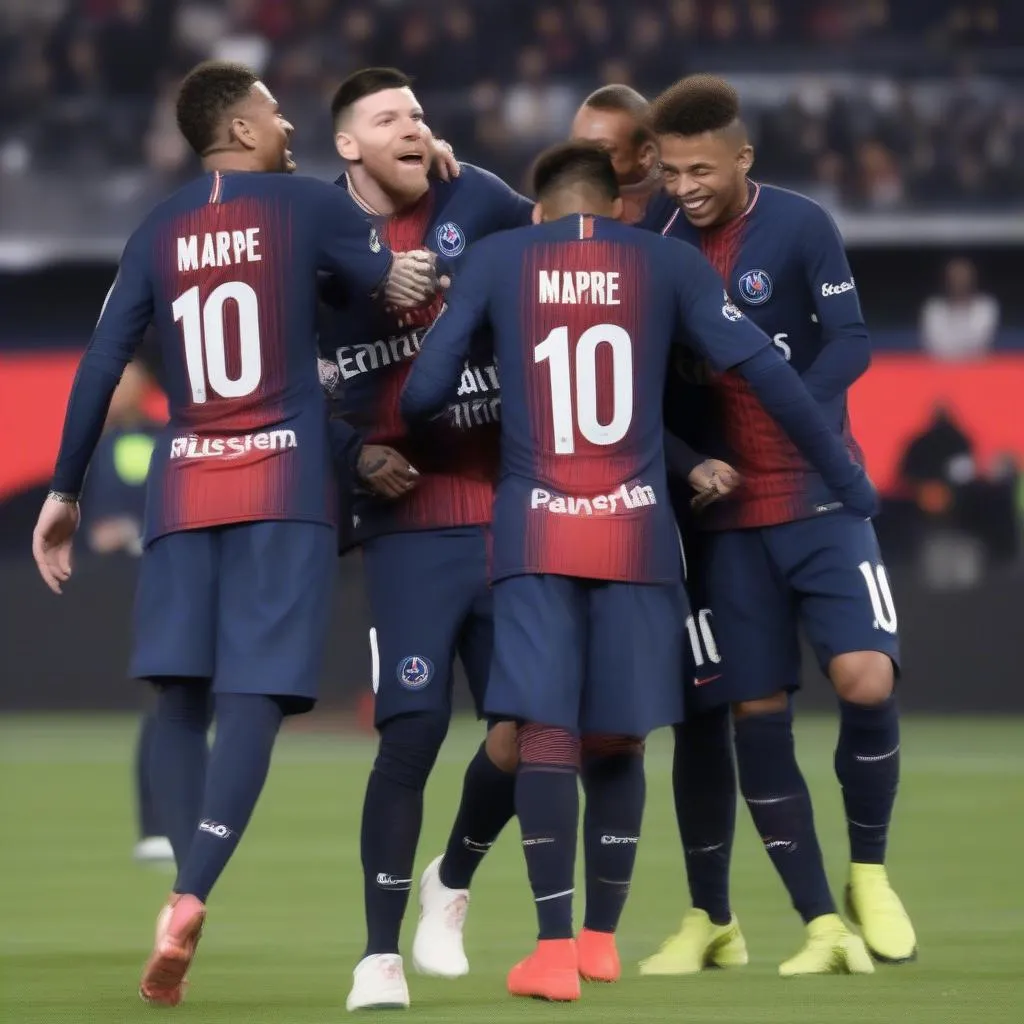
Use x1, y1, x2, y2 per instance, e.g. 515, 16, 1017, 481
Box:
335, 130, 359, 163
531, 202, 544, 225
737, 143, 755, 176
638, 139, 658, 176
610, 196, 625, 222
230, 116, 258, 152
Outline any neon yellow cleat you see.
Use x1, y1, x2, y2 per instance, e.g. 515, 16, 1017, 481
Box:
778, 913, 875, 976
639, 909, 749, 976
845, 862, 918, 964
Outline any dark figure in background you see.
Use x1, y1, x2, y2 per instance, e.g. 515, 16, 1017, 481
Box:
78, 359, 170, 866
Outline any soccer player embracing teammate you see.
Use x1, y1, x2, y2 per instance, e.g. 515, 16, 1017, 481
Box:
403, 141, 879, 1002
31, 60, 438, 1006
641, 75, 917, 977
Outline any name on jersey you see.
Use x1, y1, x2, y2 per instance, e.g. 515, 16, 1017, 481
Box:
169, 429, 297, 460
177, 228, 261, 273
530, 481, 656, 516
539, 270, 620, 305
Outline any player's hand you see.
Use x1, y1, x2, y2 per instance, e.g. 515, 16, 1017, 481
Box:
839, 466, 880, 519
32, 495, 81, 594
689, 459, 741, 511
357, 445, 420, 499
428, 137, 460, 182
385, 250, 438, 309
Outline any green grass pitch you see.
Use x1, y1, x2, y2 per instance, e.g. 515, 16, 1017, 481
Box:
1, 713, 1022, 1023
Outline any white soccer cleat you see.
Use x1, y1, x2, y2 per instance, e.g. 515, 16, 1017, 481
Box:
346, 953, 410, 1011
411, 855, 470, 978
133, 836, 175, 865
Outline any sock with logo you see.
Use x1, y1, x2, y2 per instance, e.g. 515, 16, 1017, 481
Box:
580, 735, 646, 933
149, 679, 213, 867
835, 695, 900, 864
438, 740, 517, 890
174, 693, 284, 902
733, 708, 836, 923
672, 707, 737, 925
135, 710, 163, 841
517, 723, 580, 940
361, 712, 448, 956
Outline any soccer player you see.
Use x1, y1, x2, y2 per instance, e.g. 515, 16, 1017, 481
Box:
570, 84, 675, 228
316, 67, 536, 1011
640, 75, 916, 977
401, 141, 879, 1002
30, 60, 438, 1006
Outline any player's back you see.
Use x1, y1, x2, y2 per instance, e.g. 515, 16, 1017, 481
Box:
135, 171, 386, 541
478, 214, 684, 585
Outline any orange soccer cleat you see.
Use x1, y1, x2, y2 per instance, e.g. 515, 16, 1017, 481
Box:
577, 927, 621, 982
139, 893, 206, 1006
507, 938, 581, 1002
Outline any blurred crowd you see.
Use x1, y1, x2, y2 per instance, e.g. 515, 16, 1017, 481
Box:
2, 0, 1023, 208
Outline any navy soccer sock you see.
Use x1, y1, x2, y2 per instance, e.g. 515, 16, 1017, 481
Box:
834, 695, 900, 865
671, 707, 736, 926
516, 723, 580, 941
135, 711, 162, 840
174, 693, 284, 902
439, 741, 516, 890
149, 680, 213, 866
580, 736, 645, 934
361, 712, 448, 956
733, 709, 836, 924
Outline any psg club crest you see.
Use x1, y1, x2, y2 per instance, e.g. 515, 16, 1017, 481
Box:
435, 221, 466, 258
738, 269, 773, 305
317, 357, 340, 394
397, 656, 433, 690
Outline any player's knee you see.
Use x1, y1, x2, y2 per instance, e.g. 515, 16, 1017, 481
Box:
374, 711, 450, 791
485, 719, 519, 772
732, 691, 789, 720
581, 733, 645, 759
517, 723, 580, 767
829, 651, 894, 705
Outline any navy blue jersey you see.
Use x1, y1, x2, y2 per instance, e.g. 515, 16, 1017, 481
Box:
402, 214, 775, 584
656, 181, 869, 528
318, 164, 532, 545
51, 171, 393, 543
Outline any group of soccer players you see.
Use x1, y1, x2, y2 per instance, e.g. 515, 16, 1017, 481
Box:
32, 56, 916, 1011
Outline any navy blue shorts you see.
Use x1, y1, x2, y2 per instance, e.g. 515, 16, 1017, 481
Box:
362, 527, 492, 727
685, 513, 900, 713
486, 574, 686, 738
131, 521, 336, 711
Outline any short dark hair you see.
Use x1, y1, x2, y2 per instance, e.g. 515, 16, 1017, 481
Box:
176, 60, 259, 155
583, 84, 653, 145
649, 74, 741, 137
331, 67, 412, 126
583, 84, 649, 120
532, 141, 620, 202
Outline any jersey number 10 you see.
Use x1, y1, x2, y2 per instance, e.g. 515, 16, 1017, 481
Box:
534, 324, 633, 454
173, 282, 262, 404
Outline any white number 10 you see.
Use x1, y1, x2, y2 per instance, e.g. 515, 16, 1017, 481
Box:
173, 281, 262, 404
534, 324, 634, 454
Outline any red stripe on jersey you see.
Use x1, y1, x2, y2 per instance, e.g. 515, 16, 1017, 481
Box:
520, 239, 656, 581
367, 187, 496, 532
208, 171, 223, 205
580, 215, 595, 239
700, 192, 808, 527
159, 195, 299, 531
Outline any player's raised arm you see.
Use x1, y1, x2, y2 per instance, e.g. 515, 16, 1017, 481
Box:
798, 201, 870, 401
672, 244, 877, 517
33, 230, 154, 592
400, 245, 493, 421
313, 181, 437, 308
